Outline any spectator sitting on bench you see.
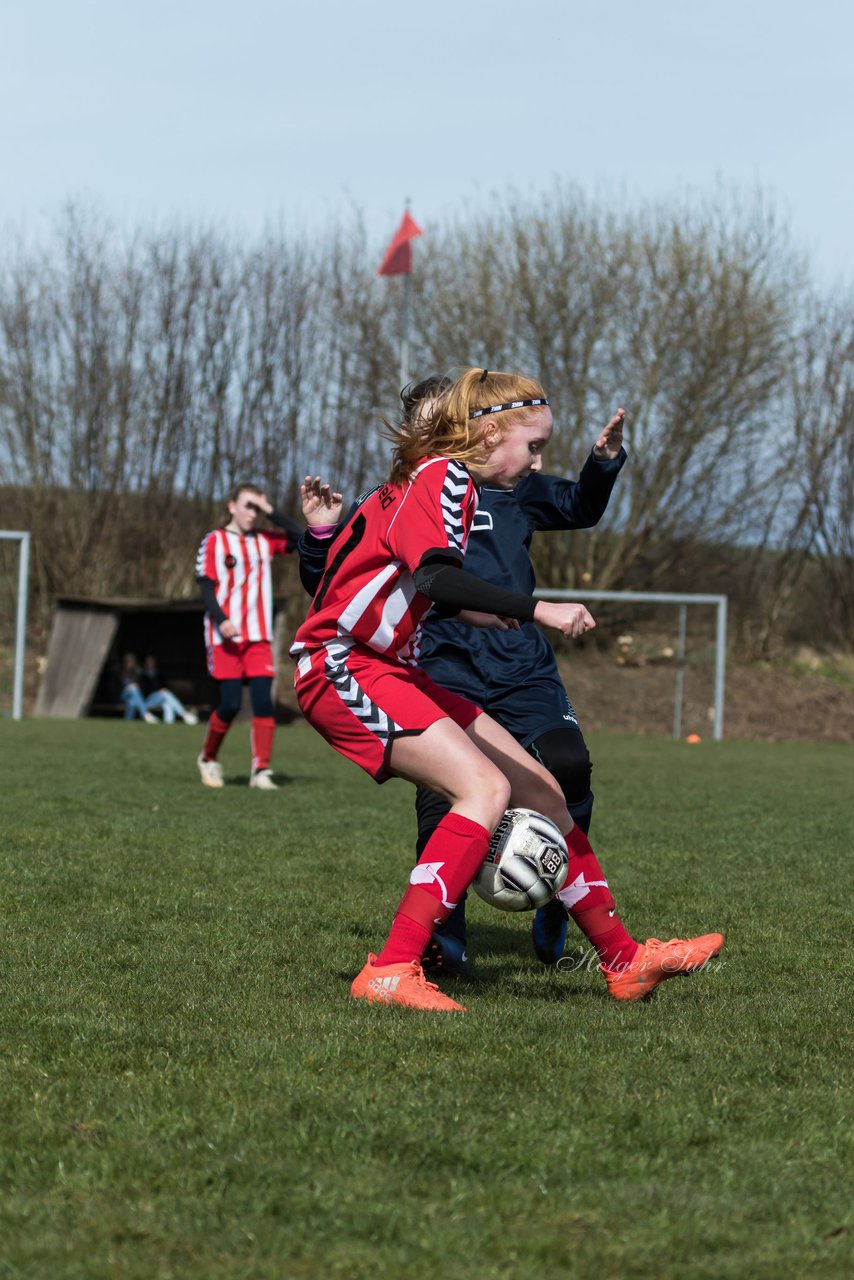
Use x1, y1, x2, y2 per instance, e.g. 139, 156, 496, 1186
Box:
120, 654, 198, 725
139, 654, 198, 725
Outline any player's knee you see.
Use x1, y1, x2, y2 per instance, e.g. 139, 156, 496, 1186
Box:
526, 770, 567, 823
450, 758, 510, 829
249, 677, 274, 718
478, 769, 512, 829
217, 682, 243, 722
533, 730, 592, 807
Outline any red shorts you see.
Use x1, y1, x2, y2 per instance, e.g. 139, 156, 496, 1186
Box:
207, 639, 275, 681
294, 645, 482, 782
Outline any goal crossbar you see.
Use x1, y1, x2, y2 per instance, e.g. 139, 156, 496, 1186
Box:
534, 589, 728, 741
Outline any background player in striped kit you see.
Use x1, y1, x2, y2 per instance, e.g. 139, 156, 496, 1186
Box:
292, 367, 723, 1011
197, 479, 341, 789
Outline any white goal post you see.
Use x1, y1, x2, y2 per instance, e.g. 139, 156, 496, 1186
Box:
0, 531, 31, 720
534, 589, 728, 741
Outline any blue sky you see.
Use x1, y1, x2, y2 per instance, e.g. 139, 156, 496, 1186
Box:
2, 0, 852, 285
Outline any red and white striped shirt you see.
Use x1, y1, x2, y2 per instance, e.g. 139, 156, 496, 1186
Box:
291, 457, 478, 666
196, 527, 291, 646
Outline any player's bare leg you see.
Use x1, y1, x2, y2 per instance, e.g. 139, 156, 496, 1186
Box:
388, 716, 511, 832
353, 719, 512, 1012
464, 713, 573, 833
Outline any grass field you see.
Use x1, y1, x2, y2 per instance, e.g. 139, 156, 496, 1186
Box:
1, 721, 851, 1280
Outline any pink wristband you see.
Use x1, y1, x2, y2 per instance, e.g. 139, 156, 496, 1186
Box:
307, 523, 338, 540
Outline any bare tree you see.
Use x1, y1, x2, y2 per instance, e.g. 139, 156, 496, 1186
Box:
743, 294, 854, 654
410, 187, 799, 597
0, 195, 850, 659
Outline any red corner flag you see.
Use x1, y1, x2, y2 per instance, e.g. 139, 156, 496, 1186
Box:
377, 210, 423, 277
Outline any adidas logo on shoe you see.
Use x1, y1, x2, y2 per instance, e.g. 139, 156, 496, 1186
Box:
367, 974, 401, 998
350, 954, 466, 1012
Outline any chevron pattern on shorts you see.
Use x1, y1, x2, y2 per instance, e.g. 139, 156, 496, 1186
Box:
325, 653, 402, 740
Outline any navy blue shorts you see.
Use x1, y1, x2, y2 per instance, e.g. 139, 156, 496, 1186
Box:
423, 667, 580, 749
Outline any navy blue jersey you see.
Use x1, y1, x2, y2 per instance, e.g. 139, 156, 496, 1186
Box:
297, 449, 625, 740
418, 449, 626, 716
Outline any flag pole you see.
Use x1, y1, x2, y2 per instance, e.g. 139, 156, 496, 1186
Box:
377, 203, 422, 389
400, 271, 410, 389
399, 196, 412, 387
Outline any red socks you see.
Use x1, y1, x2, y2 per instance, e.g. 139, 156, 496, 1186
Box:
374, 818, 638, 972
203, 714, 276, 774
251, 716, 275, 771
375, 813, 490, 967
201, 711, 230, 761
557, 826, 639, 971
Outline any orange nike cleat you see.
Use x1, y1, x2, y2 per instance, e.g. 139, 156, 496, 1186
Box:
602, 933, 724, 1002
350, 954, 467, 1012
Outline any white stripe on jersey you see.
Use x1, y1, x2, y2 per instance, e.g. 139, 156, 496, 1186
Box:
367, 572, 418, 651
337, 561, 399, 646
203, 528, 274, 644
242, 538, 259, 631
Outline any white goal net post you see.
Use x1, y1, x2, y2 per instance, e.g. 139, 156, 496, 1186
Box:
0, 531, 31, 720
533, 589, 728, 741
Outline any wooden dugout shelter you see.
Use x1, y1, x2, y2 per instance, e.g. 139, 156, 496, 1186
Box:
34, 595, 289, 719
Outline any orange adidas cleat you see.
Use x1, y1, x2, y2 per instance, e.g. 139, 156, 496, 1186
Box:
350, 954, 467, 1012
602, 933, 725, 1002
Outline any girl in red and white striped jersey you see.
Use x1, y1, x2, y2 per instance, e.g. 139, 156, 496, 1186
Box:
197, 480, 341, 790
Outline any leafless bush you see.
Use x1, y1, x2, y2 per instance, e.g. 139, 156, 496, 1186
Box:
0, 194, 850, 657
739, 293, 854, 654
411, 187, 802, 597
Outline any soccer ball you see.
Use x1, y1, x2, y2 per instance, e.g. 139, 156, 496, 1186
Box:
472, 808, 569, 912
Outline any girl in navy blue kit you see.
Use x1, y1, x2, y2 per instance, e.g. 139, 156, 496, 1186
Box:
407, 376, 626, 974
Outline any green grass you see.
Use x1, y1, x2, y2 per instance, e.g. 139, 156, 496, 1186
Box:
0, 722, 852, 1280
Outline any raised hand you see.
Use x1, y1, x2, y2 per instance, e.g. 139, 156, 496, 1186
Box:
249, 493, 274, 515
301, 475, 344, 527
592, 409, 625, 461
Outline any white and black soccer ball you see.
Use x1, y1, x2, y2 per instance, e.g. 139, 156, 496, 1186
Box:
472, 808, 569, 912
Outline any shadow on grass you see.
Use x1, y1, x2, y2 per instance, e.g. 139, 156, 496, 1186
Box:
224, 773, 293, 788
336, 917, 602, 1001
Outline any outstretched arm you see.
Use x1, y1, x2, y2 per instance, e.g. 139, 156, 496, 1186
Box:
456, 610, 521, 633
413, 560, 595, 639
517, 408, 627, 531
